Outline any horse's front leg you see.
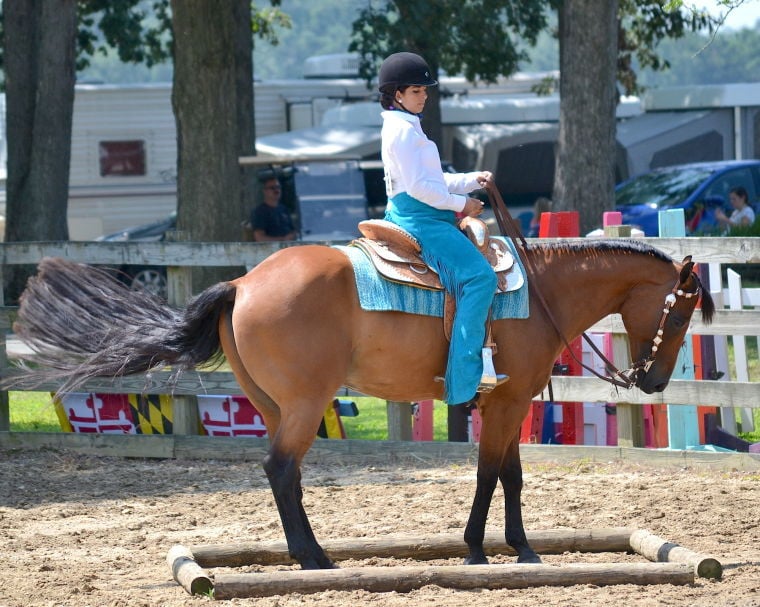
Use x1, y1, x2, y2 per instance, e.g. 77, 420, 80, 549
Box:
463, 455, 499, 564
263, 445, 334, 570
499, 437, 541, 563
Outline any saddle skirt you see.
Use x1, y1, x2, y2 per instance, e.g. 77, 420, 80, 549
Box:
352, 217, 520, 293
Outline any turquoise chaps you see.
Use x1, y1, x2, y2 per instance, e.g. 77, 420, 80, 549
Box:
385, 192, 497, 405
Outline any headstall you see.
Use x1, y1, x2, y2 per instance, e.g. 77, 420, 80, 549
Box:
485, 182, 701, 391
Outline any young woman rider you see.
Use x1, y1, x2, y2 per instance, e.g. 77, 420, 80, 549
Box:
378, 51, 506, 407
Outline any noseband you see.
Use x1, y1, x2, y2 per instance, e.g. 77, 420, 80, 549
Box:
610, 279, 700, 389
485, 182, 701, 391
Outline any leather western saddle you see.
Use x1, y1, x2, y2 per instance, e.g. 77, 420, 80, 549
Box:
352, 216, 515, 292
350, 216, 517, 393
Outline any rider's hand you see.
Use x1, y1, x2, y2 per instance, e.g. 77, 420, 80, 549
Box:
476, 171, 493, 189
462, 197, 485, 218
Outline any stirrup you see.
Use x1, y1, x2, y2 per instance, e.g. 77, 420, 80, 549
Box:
477, 347, 509, 393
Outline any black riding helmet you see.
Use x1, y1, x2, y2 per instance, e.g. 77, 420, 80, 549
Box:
378, 52, 438, 91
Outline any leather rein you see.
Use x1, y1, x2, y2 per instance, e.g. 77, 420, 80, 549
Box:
484, 183, 700, 391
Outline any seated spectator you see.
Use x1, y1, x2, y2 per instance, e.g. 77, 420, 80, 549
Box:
249, 177, 297, 242
714, 186, 755, 232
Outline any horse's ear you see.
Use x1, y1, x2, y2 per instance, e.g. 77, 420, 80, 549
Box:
679, 255, 695, 284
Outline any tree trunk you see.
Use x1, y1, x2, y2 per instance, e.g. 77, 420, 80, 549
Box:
171, 0, 254, 289
553, 0, 619, 235
3, 0, 77, 301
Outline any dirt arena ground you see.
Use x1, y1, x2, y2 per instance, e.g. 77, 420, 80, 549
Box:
1, 447, 759, 607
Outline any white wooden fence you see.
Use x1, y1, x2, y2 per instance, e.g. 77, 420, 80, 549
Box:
0, 237, 758, 455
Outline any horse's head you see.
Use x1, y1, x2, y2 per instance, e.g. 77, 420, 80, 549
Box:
622, 256, 715, 394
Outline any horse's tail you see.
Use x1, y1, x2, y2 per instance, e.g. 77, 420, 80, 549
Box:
11, 257, 235, 394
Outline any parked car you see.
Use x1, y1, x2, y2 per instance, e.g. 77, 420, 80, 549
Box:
615, 160, 760, 236
96, 212, 177, 299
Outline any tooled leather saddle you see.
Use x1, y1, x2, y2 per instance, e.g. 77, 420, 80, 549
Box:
350, 217, 518, 341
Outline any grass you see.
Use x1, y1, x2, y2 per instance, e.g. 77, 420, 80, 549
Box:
8, 392, 60, 432
341, 397, 452, 441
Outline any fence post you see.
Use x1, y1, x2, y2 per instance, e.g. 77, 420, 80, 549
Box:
544, 212, 583, 444
0, 265, 9, 432
694, 265, 718, 444
387, 401, 413, 441
600, 213, 645, 448
727, 269, 756, 433
166, 238, 200, 436
659, 209, 699, 449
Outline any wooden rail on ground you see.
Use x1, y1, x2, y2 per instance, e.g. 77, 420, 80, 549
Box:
167, 527, 720, 598
1, 237, 759, 448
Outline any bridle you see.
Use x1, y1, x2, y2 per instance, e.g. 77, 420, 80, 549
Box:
485, 183, 701, 391
608, 279, 700, 388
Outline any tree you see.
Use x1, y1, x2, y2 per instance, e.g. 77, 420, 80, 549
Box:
171, 0, 254, 242
349, 0, 548, 148
551, 1, 619, 234
551, 0, 714, 233
1, 1, 170, 300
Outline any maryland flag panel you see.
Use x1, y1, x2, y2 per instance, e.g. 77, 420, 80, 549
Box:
128, 394, 173, 434
53, 392, 173, 434
54, 393, 348, 438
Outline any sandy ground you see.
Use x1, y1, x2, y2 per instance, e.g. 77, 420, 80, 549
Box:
1, 447, 759, 607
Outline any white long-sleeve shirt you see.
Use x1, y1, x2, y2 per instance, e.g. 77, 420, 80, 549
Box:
381, 110, 482, 212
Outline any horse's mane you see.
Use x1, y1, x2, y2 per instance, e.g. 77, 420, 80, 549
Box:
533, 238, 672, 263
529, 238, 715, 324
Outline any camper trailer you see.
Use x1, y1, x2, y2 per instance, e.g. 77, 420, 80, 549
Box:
64, 77, 376, 240
0, 71, 377, 240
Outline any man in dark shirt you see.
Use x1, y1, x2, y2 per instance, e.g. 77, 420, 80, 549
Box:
250, 177, 297, 241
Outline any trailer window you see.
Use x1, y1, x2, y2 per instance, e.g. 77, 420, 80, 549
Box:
99, 140, 146, 177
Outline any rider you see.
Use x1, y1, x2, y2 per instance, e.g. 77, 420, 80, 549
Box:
378, 51, 506, 407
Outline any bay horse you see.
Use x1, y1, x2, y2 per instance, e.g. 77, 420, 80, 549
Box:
12, 238, 713, 570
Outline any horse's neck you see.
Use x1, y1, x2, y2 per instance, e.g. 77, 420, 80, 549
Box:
532, 245, 661, 339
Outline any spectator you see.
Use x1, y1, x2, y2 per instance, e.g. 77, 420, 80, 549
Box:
714, 186, 755, 232
249, 177, 297, 242
528, 197, 552, 237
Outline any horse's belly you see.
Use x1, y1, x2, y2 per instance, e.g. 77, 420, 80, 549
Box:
345, 311, 447, 401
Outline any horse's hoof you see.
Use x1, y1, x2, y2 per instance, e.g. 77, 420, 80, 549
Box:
517, 553, 542, 564
464, 555, 489, 565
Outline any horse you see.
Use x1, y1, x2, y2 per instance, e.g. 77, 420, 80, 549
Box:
12, 238, 714, 570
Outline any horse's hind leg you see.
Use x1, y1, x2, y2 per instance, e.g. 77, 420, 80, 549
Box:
263, 410, 336, 570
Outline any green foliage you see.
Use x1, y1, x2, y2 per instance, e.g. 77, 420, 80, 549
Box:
253, 0, 366, 79
348, 0, 548, 87
727, 218, 760, 237
617, 1, 715, 95
252, 1, 291, 47
75, 0, 172, 71
638, 25, 760, 87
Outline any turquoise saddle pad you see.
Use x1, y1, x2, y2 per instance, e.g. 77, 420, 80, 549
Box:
336, 237, 529, 320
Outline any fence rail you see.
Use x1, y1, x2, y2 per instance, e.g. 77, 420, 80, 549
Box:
1, 237, 758, 451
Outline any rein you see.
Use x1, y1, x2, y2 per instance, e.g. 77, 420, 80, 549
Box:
484, 183, 698, 391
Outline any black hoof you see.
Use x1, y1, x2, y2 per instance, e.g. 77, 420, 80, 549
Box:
464, 554, 489, 565
517, 553, 542, 564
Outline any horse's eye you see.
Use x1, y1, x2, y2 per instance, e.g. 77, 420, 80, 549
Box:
669, 315, 686, 330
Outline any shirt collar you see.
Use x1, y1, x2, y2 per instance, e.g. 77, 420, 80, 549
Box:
381, 110, 420, 125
